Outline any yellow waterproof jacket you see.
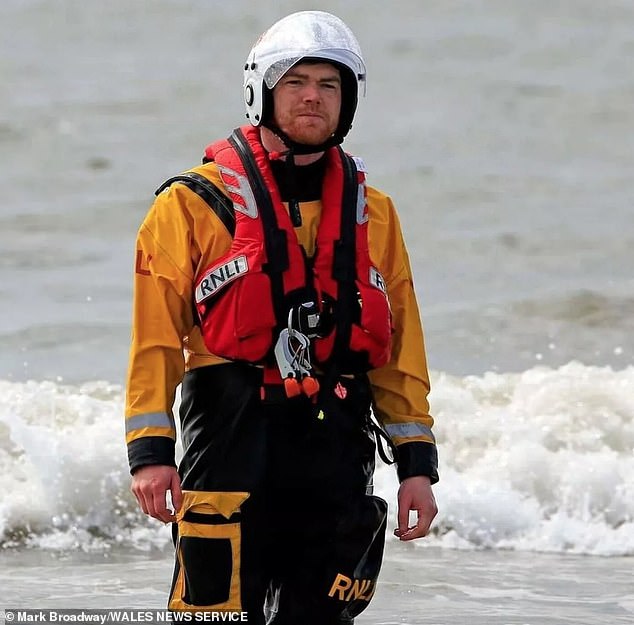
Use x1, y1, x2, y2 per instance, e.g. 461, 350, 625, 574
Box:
125, 158, 437, 482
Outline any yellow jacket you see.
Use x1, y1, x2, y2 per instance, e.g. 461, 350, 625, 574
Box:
125, 159, 437, 482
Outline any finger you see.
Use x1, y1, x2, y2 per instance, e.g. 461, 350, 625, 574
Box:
398, 508, 436, 541
151, 488, 175, 524
398, 524, 427, 541
143, 486, 159, 520
170, 472, 183, 514
397, 501, 411, 538
139, 480, 164, 522
394, 519, 423, 540
131, 482, 150, 516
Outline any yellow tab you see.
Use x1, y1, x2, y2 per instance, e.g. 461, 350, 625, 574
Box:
177, 490, 250, 521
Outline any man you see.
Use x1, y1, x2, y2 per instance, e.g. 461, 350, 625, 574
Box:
126, 10, 438, 624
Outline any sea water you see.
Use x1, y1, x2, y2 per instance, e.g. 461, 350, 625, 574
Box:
1, 1, 633, 623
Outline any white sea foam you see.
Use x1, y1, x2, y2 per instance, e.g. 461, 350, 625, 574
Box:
414, 361, 634, 556
1, 361, 633, 555
0, 379, 169, 552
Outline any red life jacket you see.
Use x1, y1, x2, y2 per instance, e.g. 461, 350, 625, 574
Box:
193, 126, 392, 374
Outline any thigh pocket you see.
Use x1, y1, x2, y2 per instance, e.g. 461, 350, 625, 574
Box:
327, 495, 389, 619
169, 490, 249, 611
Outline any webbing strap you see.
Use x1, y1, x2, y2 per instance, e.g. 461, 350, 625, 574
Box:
370, 420, 397, 465
331, 148, 360, 366
228, 128, 290, 330
155, 172, 235, 237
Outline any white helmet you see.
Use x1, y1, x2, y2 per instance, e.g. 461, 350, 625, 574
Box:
243, 11, 367, 146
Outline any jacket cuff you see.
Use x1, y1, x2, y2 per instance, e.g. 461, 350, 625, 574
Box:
127, 436, 176, 474
394, 441, 439, 484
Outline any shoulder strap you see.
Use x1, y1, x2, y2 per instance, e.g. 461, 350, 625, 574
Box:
227, 128, 290, 328
155, 172, 235, 237
331, 148, 361, 365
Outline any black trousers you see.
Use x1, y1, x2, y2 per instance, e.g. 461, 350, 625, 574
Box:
168, 363, 388, 625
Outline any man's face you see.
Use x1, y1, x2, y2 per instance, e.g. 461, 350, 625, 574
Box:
272, 62, 342, 145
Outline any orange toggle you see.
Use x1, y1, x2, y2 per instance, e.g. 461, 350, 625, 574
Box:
301, 376, 320, 398
284, 376, 302, 398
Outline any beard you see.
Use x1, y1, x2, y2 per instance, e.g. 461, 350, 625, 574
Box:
277, 112, 337, 145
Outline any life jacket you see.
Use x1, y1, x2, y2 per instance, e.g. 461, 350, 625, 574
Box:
193, 125, 392, 375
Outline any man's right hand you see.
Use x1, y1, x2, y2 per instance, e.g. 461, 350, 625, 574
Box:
131, 465, 182, 524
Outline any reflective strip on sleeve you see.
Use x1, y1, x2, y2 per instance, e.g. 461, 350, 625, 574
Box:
384, 422, 435, 442
125, 411, 175, 434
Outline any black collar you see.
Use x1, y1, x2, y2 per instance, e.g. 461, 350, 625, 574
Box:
270, 155, 326, 202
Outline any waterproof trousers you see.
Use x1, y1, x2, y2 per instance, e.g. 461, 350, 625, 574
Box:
168, 363, 388, 625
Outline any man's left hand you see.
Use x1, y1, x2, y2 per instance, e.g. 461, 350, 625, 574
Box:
394, 475, 438, 541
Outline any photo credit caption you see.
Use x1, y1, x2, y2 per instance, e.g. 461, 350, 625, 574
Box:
3, 611, 249, 623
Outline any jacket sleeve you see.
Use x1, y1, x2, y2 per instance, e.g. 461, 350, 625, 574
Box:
125, 187, 200, 474
367, 191, 439, 484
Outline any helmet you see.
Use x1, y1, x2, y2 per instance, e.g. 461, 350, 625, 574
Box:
243, 11, 366, 147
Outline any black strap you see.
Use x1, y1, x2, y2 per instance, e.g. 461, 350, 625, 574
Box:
228, 128, 292, 329
370, 420, 397, 465
311, 150, 362, 403
155, 172, 235, 237
331, 148, 363, 369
